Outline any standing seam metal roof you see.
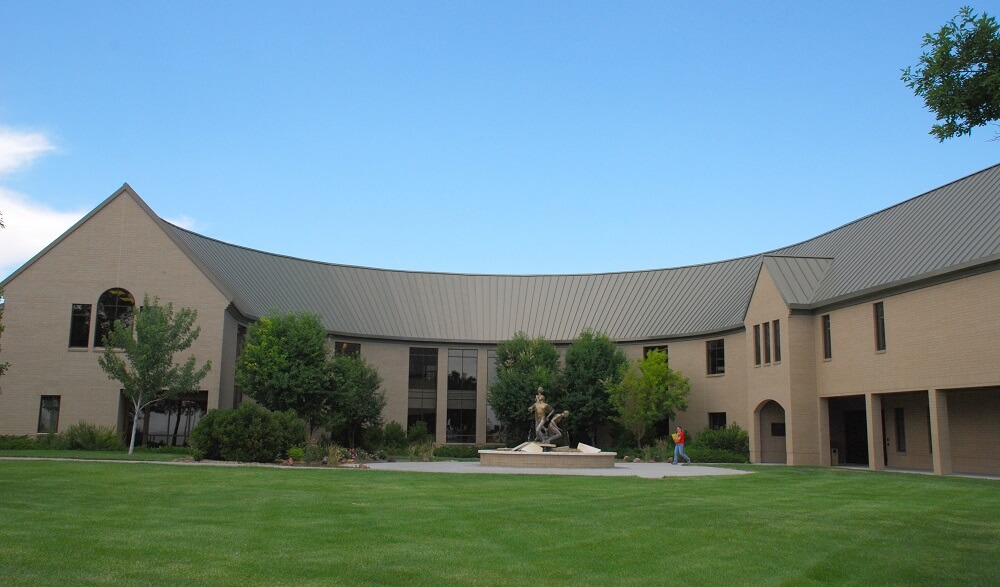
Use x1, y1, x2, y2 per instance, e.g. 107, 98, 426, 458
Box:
163, 163, 1000, 343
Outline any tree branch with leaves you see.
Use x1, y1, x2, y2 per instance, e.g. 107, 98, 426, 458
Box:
98, 295, 211, 453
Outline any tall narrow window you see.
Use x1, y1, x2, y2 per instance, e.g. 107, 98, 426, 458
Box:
446, 349, 477, 443
763, 322, 771, 364
894, 407, 906, 452
753, 325, 761, 366
706, 339, 725, 375
69, 304, 92, 348
874, 302, 886, 351
407, 348, 438, 439
38, 396, 61, 433
95, 288, 135, 346
822, 315, 832, 359
485, 349, 502, 443
772, 320, 781, 362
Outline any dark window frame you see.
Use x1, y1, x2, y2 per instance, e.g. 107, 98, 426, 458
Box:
773, 319, 781, 362
763, 322, 771, 364
708, 412, 727, 430
69, 303, 92, 348
895, 407, 906, 453
38, 395, 61, 434
753, 325, 761, 366
706, 339, 726, 375
874, 302, 886, 352
407, 347, 438, 440
334, 341, 361, 358
822, 314, 832, 360
95, 288, 136, 347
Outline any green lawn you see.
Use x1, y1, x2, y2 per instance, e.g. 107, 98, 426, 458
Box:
0, 461, 997, 586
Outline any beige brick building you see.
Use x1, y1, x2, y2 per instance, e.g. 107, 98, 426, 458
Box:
2, 165, 998, 476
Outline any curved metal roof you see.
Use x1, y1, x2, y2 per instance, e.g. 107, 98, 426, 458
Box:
163, 163, 1000, 343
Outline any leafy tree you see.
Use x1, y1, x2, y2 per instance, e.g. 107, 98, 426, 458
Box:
487, 332, 560, 444
98, 295, 212, 453
902, 6, 1000, 140
235, 311, 331, 430
558, 329, 628, 445
606, 349, 690, 448
326, 354, 385, 449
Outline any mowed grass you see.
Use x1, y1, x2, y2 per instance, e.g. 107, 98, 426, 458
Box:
0, 462, 997, 586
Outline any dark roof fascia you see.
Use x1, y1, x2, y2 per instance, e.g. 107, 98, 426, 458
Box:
1, 184, 130, 289
796, 254, 1000, 315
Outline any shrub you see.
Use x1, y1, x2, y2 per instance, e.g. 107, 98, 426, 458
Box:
362, 425, 384, 452
685, 446, 749, 464
433, 444, 489, 459
0, 435, 38, 450
288, 446, 306, 461
62, 422, 125, 451
327, 444, 348, 465
640, 438, 673, 463
690, 423, 750, 458
190, 404, 307, 463
382, 421, 407, 453
406, 420, 429, 445
132, 445, 193, 455
407, 440, 434, 461
304, 444, 327, 464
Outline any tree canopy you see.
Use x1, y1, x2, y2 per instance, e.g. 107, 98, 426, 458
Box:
235, 311, 332, 429
326, 354, 385, 448
558, 329, 628, 445
606, 349, 690, 448
902, 6, 1000, 140
486, 332, 560, 444
98, 295, 212, 453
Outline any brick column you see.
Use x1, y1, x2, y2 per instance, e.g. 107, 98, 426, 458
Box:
866, 393, 885, 471
818, 397, 831, 466
928, 389, 953, 476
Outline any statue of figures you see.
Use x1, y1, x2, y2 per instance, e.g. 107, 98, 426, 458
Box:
543, 410, 570, 445
528, 387, 553, 442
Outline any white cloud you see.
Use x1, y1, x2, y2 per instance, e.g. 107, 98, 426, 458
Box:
163, 215, 198, 230
0, 127, 55, 174
0, 188, 86, 279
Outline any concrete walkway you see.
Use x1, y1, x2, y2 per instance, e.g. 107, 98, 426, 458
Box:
366, 460, 750, 478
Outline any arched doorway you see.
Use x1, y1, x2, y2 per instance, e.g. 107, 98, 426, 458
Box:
757, 400, 787, 463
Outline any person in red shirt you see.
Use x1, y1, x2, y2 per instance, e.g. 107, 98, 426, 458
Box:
673, 426, 692, 465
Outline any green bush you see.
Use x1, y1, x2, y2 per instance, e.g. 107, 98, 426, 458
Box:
288, 446, 306, 461
190, 404, 307, 463
685, 446, 749, 463
303, 444, 327, 464
362, 425, 384, 452
639, 438, 673, 462
132, 445, 194, 455
406, 420, 429, 445
382, 421, 407, 453
0, 435, 38, 450
690, 423, 750, 458
433, 444, 491, 459
407, 441, 434, 461
62, 422, 125, 451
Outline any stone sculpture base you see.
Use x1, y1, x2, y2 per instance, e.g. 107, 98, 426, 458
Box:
479, 447, 617, 469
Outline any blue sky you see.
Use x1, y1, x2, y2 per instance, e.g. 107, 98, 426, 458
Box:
0, 2, 997, 279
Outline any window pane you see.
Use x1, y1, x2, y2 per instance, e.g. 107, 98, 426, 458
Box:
334, 341, 361, 358
69, 304, 92, 348
763, 322, 771, 364
773, 320, 781, 362
95, 288, 135, 346
753, 325, 761, 365
822, 315, 832, 359
874, 302, 886, 351
707, 339, 725, 375
408, 348, 438, 440
38, 396, 61, 434
709, 412, 727, 430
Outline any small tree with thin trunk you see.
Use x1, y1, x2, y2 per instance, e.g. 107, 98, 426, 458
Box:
606, 349, 690, 448
98, 295, 211, 453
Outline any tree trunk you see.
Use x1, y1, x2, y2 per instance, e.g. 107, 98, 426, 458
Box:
171, 399, 183, 446
128, 399, 141, 454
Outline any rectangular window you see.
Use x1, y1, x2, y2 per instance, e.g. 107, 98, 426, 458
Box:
38, 396, 61, 434
895, 407, 906, 453
772, 320, 781, 362
708, 412, 727, 430
753, 325, 761, 366
408, 348, 438, 439
771, 422, 786, 437
874, 302, 886, 352
69, 304, 92, 348
643, 345, 669, 359
763, 322, 771, 364
485, 350, 502, 443
706, 339, 725, 375
822, 314, 832, 359
334, 341, 361, 358
446, 349, 477, 443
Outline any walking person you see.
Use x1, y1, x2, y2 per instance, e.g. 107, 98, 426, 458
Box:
673, 426, 692, 465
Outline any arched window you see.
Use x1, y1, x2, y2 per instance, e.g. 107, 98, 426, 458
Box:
95, 288, 135, 346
